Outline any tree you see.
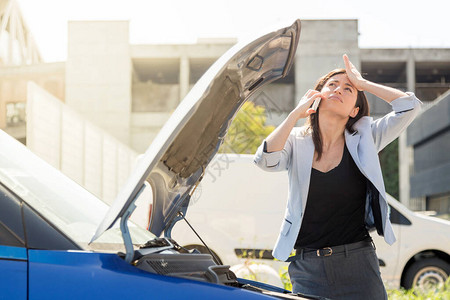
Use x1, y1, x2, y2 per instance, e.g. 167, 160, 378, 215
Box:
219, 102, 275, 154
379, 138, 399, 200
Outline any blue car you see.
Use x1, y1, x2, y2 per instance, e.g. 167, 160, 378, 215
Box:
0, 19, 327, 300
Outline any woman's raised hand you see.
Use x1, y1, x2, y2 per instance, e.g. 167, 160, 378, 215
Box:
292, 89, 323, 120
343, 54, 367, 91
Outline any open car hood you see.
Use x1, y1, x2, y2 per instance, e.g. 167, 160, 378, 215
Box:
91, 20, 301, 243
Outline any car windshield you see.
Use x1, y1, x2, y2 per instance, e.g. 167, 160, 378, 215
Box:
0, 130, 155, 251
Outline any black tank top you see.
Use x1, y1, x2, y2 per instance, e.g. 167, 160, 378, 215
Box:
295, 145, 370, 249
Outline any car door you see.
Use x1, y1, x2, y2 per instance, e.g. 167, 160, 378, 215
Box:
0, 187, 28, 299
0, 181, 83, 299
0, 246, 27, 299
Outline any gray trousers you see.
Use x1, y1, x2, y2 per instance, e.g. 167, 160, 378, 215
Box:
288, 244, 387, 300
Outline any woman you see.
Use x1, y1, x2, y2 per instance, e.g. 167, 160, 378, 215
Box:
253, 54, 422, 299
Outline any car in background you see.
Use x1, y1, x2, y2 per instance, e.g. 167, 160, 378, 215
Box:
172, 153, 450, 291
0, 19, 332, 299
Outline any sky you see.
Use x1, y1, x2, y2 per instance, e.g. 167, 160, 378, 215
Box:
15, 0, 449, 62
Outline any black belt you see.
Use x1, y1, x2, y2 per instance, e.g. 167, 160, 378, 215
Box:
286, 240, 374, 262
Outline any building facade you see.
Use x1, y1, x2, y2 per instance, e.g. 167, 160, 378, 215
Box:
407, 91, 450, 217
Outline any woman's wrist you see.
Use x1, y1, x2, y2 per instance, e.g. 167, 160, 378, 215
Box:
288, 110, 303, 122
358, 79, 371, 91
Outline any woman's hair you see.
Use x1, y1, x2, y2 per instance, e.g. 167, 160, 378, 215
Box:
305, 68, 370, 161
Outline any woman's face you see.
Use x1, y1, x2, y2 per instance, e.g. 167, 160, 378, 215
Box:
319, 73, 359, 119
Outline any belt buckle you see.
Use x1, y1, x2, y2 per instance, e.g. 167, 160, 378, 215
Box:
317, 247, 333, 257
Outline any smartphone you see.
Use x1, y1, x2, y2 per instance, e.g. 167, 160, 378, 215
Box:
311, 96, 321, 111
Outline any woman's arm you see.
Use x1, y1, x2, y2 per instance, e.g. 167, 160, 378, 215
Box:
265, 89, 322, 152
344, 54, 408, 103
264, 113, 298, 152
253, 89, 322, 172
343, 54, 422, 151
371, 93, 422, 151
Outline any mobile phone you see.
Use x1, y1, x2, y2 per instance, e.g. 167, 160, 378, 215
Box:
311, 96, 321, 111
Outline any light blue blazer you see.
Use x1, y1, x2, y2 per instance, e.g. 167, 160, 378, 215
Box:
254, 92, 422, 261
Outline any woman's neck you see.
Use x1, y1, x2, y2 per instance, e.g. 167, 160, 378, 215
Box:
318, 113, 347, 151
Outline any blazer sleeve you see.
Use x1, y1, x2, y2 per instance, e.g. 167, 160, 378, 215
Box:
253, 128, 297, 172
371, 92, 423, 152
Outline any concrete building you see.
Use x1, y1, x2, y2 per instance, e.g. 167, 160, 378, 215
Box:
1, 2, 449, 213
0, 0, 59, 143
407, 91, 450, 217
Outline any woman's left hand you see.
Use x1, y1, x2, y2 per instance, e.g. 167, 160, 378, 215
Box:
343, 54, 367, 91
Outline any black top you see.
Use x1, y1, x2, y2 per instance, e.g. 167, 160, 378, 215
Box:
295, 145, 370, 249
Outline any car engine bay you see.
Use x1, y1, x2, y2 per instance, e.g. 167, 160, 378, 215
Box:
130, 238, 328, 300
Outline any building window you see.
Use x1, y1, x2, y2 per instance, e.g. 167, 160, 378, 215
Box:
6, 102, 26, 126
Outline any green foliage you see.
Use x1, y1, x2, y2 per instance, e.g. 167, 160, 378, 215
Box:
379, 138, 399, 199
279, 265, 292, 291
387, 278, 450, 299
219, 102, 275, 154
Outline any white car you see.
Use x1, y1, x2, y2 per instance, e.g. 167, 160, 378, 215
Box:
171, 153, 450, 291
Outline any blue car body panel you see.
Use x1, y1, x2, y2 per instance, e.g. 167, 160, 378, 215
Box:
28, 250, 275, 299
0, 246, 27, 299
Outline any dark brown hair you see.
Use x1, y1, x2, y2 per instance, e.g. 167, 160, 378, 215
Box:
305, 68, 370, 161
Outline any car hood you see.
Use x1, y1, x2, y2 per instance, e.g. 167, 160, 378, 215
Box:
91, 20, 301, 243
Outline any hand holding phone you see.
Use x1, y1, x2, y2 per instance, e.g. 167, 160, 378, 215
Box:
306, 96, 321, 115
